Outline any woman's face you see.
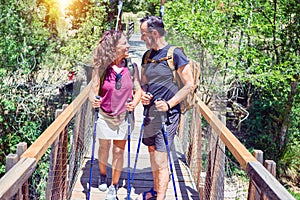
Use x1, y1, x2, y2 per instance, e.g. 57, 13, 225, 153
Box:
115, 35, 130, 60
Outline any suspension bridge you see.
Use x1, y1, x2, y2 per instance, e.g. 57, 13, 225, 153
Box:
0, 32, 295, 200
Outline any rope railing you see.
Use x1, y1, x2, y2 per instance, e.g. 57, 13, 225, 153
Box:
0, 81, 93, 200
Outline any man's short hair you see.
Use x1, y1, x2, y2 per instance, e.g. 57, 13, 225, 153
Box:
140, 16, 166, 36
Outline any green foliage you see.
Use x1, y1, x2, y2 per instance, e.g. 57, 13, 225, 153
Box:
0, 0, 52, 70
60, 2, 108, 67
0, 1, 111, 198
164, 0, 299, 193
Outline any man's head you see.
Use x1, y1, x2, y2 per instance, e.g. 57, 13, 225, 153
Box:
140, 16, 166, 49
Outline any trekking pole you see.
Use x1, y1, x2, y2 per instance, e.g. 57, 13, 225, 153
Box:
131, 105, 148, 183
126, 98, 132, 200
157, 98, 178, 200
115, 0, 123, 31
131, 92, 151, 184
87, 96, 100, 200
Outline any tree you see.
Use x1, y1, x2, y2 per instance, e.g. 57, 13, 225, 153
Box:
163, 0, 299, 191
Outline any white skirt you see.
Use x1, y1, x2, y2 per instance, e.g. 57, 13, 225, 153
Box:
96, 109, 134, 140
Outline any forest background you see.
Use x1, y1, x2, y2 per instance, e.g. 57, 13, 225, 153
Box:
0, 0, 299, 198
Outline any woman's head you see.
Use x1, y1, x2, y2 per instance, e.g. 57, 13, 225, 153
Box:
93, 30, 130, 68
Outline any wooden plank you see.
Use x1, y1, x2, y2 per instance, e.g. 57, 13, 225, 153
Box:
70, 93, 201, 199
195, 96, 256, 170
246, 161, 295, 200
0, 158, 36, 200
21, 82, 91, 162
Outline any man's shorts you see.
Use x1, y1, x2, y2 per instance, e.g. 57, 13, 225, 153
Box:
142, 109, 180, 152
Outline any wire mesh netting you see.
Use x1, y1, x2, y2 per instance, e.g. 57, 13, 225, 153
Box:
2, 76, 94, 199
177, 106, 250, 200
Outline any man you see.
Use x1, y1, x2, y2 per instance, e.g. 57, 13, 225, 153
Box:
138, 16, 194, 200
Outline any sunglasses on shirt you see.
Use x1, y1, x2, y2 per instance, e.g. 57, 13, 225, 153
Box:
115, 73, 122, 90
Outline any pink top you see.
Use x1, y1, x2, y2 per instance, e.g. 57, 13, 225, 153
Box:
100, 63, 133, 116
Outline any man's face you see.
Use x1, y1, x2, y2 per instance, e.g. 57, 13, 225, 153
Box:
140, 22, 155, 49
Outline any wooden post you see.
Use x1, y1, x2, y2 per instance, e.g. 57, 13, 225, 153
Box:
68, 82, 87, 191
1, 158, 36, 200
209, 114, 225, 200
194, 106, 203, 195
204, 152, 212, 200
6, 154, 19, 199
46, 107, 64, 200
17, 142, 29, 200
248, 150, 263, 200
4, 143, 29, 200
61, 104, 69, 199
188, 109, 196, 167
262, 160, 276, 200
194, 104, 205, 200
6, 154, 18, 172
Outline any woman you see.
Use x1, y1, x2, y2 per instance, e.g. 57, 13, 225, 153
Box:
89, 30, 142, 200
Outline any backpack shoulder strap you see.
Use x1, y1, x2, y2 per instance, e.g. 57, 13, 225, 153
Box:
126, 58, 135, 78
126, 58, 138, 91
166, 46, 176, 70
143, 49, 152, 65
166, 46, 184, 71
166, 46, 184, 85
98, 69, 106, 95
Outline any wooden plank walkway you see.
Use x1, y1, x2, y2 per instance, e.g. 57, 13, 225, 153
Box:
70, 34, 200, 200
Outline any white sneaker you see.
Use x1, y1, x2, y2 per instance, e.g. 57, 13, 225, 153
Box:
98, 175, 108, 192
105, 185, 118, 200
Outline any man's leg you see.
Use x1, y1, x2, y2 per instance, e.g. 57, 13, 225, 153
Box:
149, 146, 169, 200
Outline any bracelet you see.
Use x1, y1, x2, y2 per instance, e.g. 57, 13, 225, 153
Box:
165, 101, 171, 111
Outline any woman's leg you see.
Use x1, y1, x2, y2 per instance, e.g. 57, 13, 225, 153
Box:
98, 139, 111, 176
111, 139, 127, 185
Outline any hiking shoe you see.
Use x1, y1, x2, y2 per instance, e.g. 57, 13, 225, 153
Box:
98, 175, 108, 192
105, 185, 118, 200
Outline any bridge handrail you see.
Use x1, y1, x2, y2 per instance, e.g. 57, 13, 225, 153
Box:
195, 95, 295, 200
0, 81, 92, 199
0, 82, 295, 200
21, 82, 91, 161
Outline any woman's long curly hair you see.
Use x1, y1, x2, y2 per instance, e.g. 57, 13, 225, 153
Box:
93, 30, 124, 70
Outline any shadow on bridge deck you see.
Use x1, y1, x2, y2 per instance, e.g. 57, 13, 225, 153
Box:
70, 101, 200, 200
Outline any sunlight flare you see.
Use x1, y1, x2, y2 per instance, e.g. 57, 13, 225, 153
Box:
59, 0, 73, 12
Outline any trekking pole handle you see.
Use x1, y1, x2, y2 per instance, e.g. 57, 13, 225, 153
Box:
156, 98, 166, 124
127, 98, 134, 124
127, 98, 132, 114
143, 92, 152, 116
95, 96, 101, 112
